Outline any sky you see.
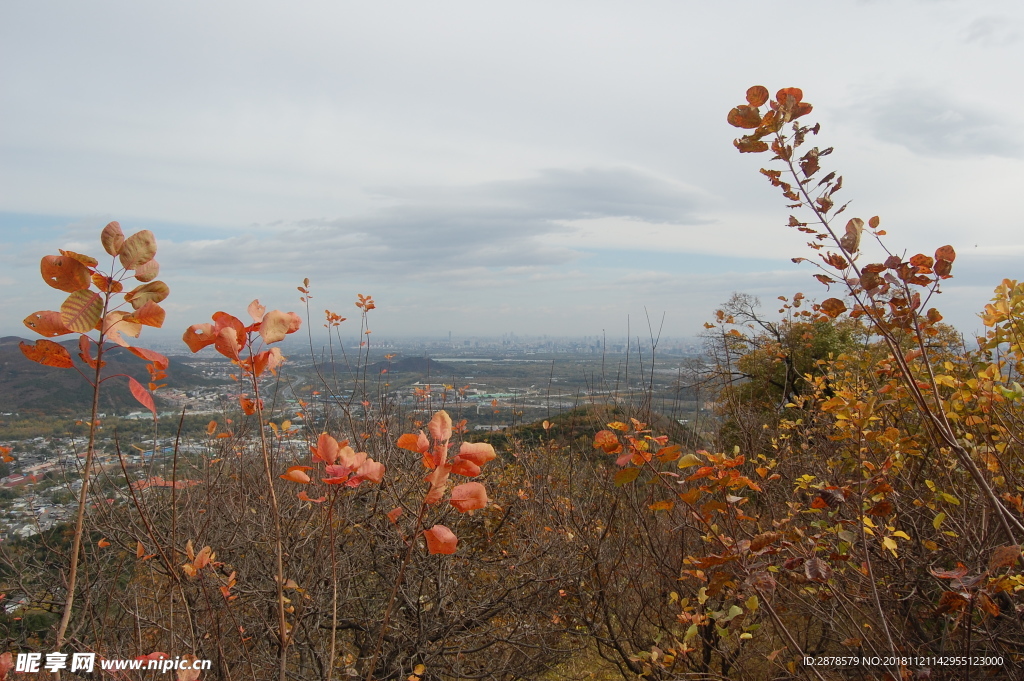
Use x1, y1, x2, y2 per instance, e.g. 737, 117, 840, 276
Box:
2, 0, 1022, 346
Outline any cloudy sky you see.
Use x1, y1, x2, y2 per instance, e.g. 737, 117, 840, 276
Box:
2, 0, 1022, 345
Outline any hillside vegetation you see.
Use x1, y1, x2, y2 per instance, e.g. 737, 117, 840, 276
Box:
2, 86, 1024, 681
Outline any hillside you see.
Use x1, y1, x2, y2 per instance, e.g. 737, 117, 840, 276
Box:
0, 336, 219, 415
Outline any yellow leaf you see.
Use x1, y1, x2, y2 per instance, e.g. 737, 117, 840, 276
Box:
677, 453, 702, 469
882, 536, 898, 556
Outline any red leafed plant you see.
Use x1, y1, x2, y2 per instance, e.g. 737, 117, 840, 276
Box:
358, 410, 496, 681
183, 301, 301, 678
20, 221, 169, 649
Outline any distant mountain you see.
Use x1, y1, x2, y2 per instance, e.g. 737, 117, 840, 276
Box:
0, 336, 220, 415
366, 356, 457, 377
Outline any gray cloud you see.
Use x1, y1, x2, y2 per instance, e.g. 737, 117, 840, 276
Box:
165, 167, 708, 275
865, 88, 1023, 159
964, 15, 1021, 46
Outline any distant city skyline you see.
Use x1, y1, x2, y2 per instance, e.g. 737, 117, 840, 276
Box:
3, 1, 1022, 343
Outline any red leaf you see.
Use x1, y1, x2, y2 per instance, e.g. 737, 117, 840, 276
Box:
354, 458, 385, 484
40, 254, 91, 292
424, 525, 458, 555
450, 482, 488, 512
929, 563, 969, 580
314, 433, 341, 465
129, 377, 157, 414
20, 339, 75, 369
804, 556, 832, 582
298, 490, 326, 503
78, 335, 103, 369
387, 507, 403, 524
934, 245, 956, 263
450, 459, 481, 477
23, 310, 71, 337
126, 346, 170, 370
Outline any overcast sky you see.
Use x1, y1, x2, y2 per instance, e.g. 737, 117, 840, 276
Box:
2, 0, 1022, 346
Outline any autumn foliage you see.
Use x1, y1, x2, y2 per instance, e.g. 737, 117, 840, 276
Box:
5, 88, 1024, 681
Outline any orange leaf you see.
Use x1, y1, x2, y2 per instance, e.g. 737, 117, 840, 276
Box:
989, 545, 1020, 571
298, 490, 326, 503
137, 541, 146, 558
455, 442, 496, 466
450, 482, 488, 512
183, 323, 217, 352
387, 507, 403, 524
280, 466, 312, 484
820, 298, 847, 319
40, 254, 91, 292
176, 655, 202, 681
935, 591, 968, 614
118, 229, 157, 269
126, 346, 170, 370
134, 259, 160, 282
101, 221, 125, 256
124, 281, 169, 310
206, 420, 218, 435
19, 339, 75, 369
727, 105, 762, 129
193, 545, 213, 570
129, 377, 157, 414
259, 309, 294, 344
127, 301, 166, 328
746, 85, 769, 107
23, 310, 71, 337
247, 299, 266, 323
424, 524, 458, 555
593, 430, 622, 454
397, 432, 428, 454
428, 410, 453, 443
91, 272, 123, 293
60, 289, 104, 332
215, 327, 243, 360
78, 335, 103, 369
934, 245, 956, 263
98, 538, 111, 548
